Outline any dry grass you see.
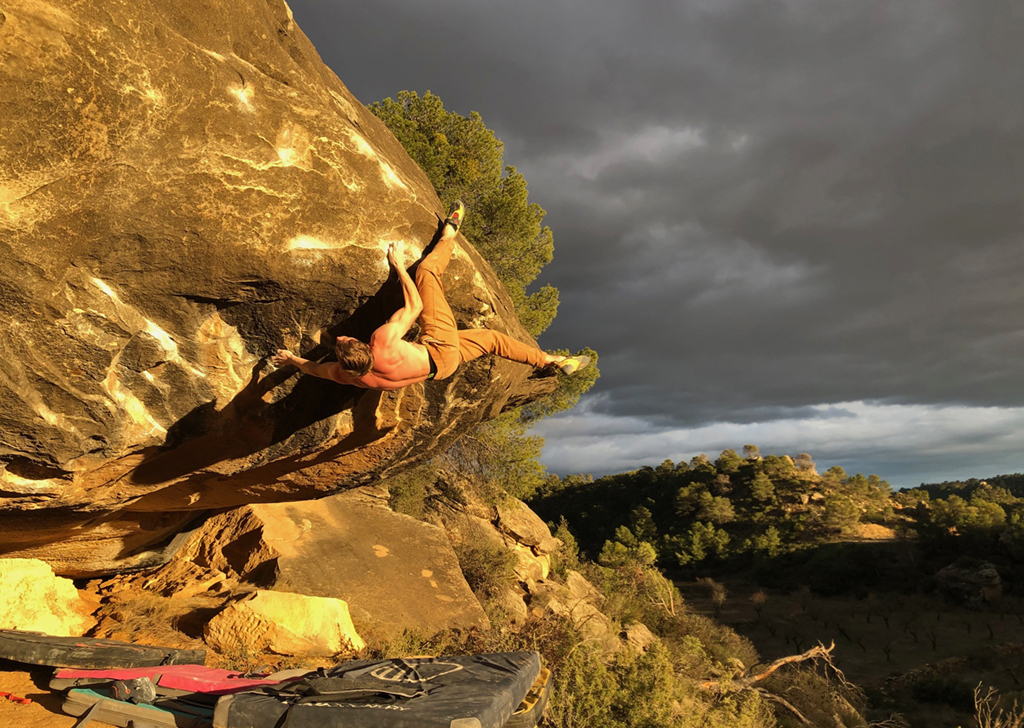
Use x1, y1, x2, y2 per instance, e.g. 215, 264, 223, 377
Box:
91, 590, 211, 650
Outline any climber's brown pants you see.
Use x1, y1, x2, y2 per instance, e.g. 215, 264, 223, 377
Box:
416, 235, 548, 381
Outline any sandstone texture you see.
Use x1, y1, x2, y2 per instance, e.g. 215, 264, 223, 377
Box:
0, 558, 95, 635
143, 488, 490, 639
204, 589, 364, 656
495, 499, 563, 554
0, 0, 555, 574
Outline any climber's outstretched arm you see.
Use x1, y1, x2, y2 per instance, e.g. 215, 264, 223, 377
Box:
384, 240, 422, 337
271, 350, 357, 385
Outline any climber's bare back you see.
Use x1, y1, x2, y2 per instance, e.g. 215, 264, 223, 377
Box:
332, 329, 431, 390
275, 328, 431, 391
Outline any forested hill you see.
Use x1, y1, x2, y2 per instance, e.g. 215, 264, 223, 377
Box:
530, 448, 894, 569
913, 473, 1024, 500
529, 448, 1024, 591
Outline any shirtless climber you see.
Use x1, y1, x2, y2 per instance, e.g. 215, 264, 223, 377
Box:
270, 202, 591, 392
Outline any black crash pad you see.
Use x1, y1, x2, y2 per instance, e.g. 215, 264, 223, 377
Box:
213, 652, 541, 728
0, 629, 206, 669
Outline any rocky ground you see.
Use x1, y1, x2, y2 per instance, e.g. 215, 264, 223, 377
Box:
0, 483, 637, 725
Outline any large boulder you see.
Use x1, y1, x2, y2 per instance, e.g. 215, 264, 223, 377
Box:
495, 500, 563, 554
431, 479, 563, 587
0, 558, 96, 635
529, 573, 619, 655
204, 590, 364, 656
143, 488, 490, 640
0, 0, 555, 575
621, 622, 657, 653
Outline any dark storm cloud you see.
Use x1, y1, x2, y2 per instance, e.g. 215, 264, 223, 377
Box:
534, 399, 1024, 488
289, 0, 1024, 435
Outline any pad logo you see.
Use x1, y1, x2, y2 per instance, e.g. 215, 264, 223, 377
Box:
370, 661, 464, 683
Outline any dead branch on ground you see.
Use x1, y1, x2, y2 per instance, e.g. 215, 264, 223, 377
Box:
752, 687, 812, 725
698, 641, 836, 693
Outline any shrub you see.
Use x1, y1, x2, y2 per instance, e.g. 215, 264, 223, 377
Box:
384, 463, 434, 520
454, 537, 518, 602
910, 675, 975, 713
550, 517, 582, 578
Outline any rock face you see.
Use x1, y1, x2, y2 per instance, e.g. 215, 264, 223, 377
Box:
529, 571, 619, 655
496, 500, 563, 555
621, 622, 657, 653
0, 558, 96, 636
435, 479, 563, 590
0, 0, 555, 574
204, 590, 364, 656
142, 488, 490, 639
423, 484, 640, 652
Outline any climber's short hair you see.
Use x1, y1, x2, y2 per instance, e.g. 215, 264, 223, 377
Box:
336, 338, 373, 377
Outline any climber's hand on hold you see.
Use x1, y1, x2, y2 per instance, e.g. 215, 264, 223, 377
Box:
387, 241, 403, 269
271, 349, 294, 368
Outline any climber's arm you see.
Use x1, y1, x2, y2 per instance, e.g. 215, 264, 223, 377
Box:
271, 350, 356, 384
385, 241, 422, 336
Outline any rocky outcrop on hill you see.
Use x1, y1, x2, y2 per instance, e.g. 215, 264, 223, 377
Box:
425, 481, 635, 655
529, 572, 620, 655
0, 0, 556, 574
936, 560, 1002, 608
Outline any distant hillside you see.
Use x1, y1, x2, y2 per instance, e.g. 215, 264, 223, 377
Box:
531, 447, 893, 567
530, 449, 1024, 595
914, 473, 1024, 500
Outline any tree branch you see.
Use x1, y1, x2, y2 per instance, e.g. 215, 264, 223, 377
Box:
753, 688, 813, 725
698, 641, 836, 693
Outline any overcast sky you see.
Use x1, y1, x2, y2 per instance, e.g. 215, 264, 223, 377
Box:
288, 0, 1024, 488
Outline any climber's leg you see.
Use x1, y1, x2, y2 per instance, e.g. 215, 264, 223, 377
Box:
415, 202, 467, 379
457, 329, 554, 368
416, 200, 464, 280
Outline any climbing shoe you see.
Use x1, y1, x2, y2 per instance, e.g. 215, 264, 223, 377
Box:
445, 200, 466, 232
558, 355, 591, 376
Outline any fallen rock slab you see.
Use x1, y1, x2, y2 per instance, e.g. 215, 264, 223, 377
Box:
455, 512, 552, 584
529, 578, 618, 655
495, 500, 562, 554
622, 623, 658, 653
146, 489, 489, 640
564, 570, 604, 605
204, 590, 364, 656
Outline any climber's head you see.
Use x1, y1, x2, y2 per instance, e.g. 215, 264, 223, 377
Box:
335, 336, 373, 377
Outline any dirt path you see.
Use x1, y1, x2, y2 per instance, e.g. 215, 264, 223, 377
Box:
0, 663, 88, 727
